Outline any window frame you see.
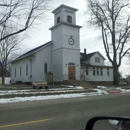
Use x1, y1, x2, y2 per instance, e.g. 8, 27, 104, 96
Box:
67, 15, 72, 23
95, 57, 100, 63
44, 63, 47, 74
97, 67, 99, 76
95, 57, 97, 63
93, 67, 95, 76
57, 16, 60, 24
98, 57, 100, 63
100, 68, 103, 76
107, 68, 109, 76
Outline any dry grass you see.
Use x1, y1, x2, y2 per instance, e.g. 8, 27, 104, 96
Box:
0, 84, 77, 90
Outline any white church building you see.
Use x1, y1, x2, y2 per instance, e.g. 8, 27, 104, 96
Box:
11, 5, 113, 84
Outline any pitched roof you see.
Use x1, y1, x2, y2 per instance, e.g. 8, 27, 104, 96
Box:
12, 41, 52, 62
80, 51, 106, 60
80, 52, 97, 59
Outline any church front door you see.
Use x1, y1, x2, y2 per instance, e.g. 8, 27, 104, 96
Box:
68, 66, 76, 80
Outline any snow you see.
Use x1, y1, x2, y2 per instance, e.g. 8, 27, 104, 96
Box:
0, 90, 108, 104
0, 86, 130, 104
97, 86, 107, 89
0, 89, 85, 96
0, 93, 87, 104
68, 85, 73, 88
94, 89, 109, 95
67, 85, 84, 89
0, 88, 108, 104
116, 87, 130, 93
75, 86, 84, 89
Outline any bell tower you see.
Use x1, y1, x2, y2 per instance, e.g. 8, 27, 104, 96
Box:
49, 5, 82, 82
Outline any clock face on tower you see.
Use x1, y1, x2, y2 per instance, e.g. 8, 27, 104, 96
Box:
68, 36, 75, 45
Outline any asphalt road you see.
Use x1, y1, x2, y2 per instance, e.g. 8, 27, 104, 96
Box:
0, 93, 130, 130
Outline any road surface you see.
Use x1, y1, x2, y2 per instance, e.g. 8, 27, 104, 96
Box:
0, 93, 130, 130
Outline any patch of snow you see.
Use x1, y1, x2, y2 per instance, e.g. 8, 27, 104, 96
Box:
50, 88, 75, 91
0, 89, 85, 96
1, 85, 130, 104
86, 92, 101, 96
94, 89, 109, 95
67, 85, 74, 88
97, 86, 107, 89
0, 90, 30, 93
0, 93, 87, 104
75, 86, 84, 89
116, 87, 130, 93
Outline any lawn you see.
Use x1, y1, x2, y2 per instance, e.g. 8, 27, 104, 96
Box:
0, 84, 81, 90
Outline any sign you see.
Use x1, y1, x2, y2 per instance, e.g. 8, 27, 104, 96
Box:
46, 72, 53, 84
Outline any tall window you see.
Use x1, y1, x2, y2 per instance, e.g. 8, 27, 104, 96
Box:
57, 16, 60, 24
44, 63, 47, 74
107, 68, 109, 76
97, 67, 99, 76
26, 64, 28, 76
100, 68, 103, 76
95, 57, 97, 63
15, 67, 16, 77
93, 67, 95, 76
67, 15, 72, 23
20, 66, 22, 77
86, 67, 89, 75
98, 57, 100, 63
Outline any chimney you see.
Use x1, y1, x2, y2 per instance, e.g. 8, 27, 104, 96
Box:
84, 48, 86, 54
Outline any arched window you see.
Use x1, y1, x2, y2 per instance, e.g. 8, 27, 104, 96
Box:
44, 63, 47, 74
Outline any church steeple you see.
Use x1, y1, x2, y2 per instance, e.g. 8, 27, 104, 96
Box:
52, 4, 78, 26
50, 5, 81, 81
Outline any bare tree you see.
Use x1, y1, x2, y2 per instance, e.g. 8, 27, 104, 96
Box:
0, 0, 51, 41
0, 26, 23, 84
0, 0, 51, 84
86, 0, 130, 85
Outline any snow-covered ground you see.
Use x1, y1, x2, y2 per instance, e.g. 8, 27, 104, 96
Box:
0, 86, 130, 104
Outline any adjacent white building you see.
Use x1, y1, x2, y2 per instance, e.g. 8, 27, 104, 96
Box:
11, 4, 113, 84
80, 50, 113, 82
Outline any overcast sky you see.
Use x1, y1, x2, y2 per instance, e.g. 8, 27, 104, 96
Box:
19, 0, 129, 77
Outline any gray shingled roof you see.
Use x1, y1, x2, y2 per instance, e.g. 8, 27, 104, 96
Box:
80, 51, 106, 60
12, 41, 52, 62
80, 52, 97, 60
